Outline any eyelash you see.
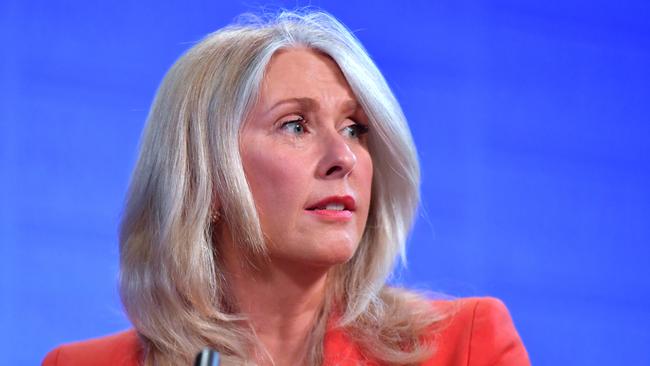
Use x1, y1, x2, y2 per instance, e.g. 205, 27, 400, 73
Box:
279, 116, 370, 139
280, 117, 308, 135
342, 123, 370, 139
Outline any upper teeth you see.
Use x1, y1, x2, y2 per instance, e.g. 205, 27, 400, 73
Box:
324, 203, 345, 211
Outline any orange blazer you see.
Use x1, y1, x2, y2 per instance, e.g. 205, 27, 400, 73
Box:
42, 297, 530, 365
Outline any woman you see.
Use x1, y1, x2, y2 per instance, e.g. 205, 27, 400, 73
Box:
43, 10, 529, 366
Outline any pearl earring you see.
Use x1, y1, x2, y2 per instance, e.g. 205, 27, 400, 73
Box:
210, 211, 221, 222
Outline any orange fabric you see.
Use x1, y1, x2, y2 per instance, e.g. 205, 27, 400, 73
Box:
42, 297, 530, 366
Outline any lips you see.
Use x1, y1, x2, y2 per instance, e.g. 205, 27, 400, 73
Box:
306, 195, 356, 212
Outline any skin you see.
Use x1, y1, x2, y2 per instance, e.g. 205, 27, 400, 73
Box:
219, 48, 373, 365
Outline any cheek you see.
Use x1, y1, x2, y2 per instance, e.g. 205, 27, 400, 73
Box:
357, 149, 374, 202
241, 145, 308, 218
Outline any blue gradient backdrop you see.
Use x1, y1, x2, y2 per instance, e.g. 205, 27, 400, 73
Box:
2, 1, 649, 365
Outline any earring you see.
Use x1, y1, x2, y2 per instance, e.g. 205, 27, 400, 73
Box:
210, 211, 221, 222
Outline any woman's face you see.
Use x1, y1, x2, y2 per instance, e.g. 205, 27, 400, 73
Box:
240, 48, 373, 268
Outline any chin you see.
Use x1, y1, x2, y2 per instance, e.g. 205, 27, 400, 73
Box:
272, 240, 357, 270
309, 239, 359, 267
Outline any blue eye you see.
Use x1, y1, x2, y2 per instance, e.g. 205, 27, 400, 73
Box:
342, 123, 370, 139
281, 117, 307, 135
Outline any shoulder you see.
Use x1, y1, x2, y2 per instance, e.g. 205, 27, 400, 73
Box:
42, 329, 142, 366
426, 297, 531, 366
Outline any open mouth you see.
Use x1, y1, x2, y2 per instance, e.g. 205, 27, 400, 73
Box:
305, 195, 356, 212
307, 202, 347, 211
305, 195, 356, 220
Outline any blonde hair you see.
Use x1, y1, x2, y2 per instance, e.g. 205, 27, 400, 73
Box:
119, 10, 444, 366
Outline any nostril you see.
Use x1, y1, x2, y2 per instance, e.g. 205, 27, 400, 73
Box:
326, 166, 341, 176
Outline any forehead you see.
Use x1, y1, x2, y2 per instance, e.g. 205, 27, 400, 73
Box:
258, 47, 357, 103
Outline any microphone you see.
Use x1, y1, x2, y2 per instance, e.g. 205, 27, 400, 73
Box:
194, 348, 220, 366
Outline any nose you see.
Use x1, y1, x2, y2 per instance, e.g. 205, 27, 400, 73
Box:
317, 133, 357, 179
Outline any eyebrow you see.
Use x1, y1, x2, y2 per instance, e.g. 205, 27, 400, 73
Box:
265, 97, 360, 116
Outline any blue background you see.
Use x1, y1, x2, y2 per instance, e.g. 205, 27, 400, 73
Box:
2, 1, 649, 365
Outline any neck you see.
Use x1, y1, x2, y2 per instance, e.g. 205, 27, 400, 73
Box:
222, 245, 329, 365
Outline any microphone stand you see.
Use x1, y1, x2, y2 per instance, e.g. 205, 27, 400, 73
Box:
194, 348, 220, 366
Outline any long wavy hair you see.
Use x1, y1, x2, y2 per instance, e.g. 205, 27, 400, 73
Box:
119, 10, 445, 366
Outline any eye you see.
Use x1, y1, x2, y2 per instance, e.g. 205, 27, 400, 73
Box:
341, 122, 370, 139
280, 116, 308, 135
